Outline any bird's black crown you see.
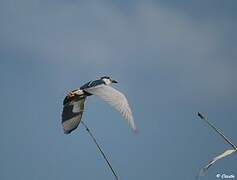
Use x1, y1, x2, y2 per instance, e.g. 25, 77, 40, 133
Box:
100, 76, 110, 79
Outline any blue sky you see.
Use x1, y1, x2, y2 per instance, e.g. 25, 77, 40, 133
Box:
0, 0, 237, 179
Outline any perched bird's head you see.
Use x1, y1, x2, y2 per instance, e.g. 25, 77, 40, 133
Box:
101, 76, 118, 85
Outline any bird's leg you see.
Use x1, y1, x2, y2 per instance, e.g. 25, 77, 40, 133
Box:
68, 92, 76, 98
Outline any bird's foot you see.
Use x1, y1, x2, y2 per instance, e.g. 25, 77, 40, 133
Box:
68, 92, 76, 98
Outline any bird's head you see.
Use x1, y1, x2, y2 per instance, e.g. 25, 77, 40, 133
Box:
101, 76, 118, 85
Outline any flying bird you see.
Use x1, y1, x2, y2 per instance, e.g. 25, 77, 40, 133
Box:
62, 76, 136, 134
197, 112, 237, 177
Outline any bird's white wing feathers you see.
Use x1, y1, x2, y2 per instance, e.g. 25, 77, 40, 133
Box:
199, 149, 237, 177
84, 85, 136, 131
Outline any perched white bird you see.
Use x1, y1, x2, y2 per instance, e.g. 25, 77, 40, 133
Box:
197, 112, 237, 177
62, 76, 136, 134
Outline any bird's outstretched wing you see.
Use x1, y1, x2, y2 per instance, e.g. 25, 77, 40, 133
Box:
84, 84, 136, 131
62, 95, 87, 134
198, 149, 236, 177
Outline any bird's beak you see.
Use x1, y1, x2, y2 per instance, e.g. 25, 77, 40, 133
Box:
112, 80, 118, 83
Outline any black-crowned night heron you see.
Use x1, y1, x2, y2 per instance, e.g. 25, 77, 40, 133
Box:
62, 76, 136, 134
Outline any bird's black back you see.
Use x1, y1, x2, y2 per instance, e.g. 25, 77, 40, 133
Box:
80, 79, 105, 90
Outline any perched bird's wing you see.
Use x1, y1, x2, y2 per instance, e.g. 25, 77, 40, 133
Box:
62, 95, 87, 134
198, 149, 237, 177
84, 84, 136, 131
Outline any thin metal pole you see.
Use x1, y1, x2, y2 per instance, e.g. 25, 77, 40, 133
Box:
197, 112, 237, 150
81, 121, 119, 180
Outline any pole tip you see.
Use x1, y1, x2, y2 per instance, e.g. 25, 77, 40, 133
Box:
197, 112, 205, 119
